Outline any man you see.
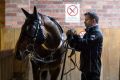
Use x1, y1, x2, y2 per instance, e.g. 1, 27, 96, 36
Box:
66, 12, 103, 80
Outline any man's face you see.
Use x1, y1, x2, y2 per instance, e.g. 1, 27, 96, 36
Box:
84, 15, 93, 28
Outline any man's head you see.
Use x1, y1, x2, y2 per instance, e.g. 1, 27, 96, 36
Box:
84, 12, 99, 28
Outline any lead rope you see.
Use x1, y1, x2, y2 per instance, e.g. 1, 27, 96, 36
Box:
60, 40, 69, 80
28, 54, 33, 80
63, 49, 88, 80
60, 40, 78, 80
63, 49, 80, 76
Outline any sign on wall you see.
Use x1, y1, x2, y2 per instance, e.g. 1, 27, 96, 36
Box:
65, 4, 80, 23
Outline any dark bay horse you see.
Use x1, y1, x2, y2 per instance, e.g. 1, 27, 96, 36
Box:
15, 6, 67, 80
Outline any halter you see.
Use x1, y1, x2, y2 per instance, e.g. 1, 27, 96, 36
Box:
32, 20, 41, 42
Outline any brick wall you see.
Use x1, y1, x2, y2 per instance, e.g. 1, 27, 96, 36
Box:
0, 0, 5, 28
5, 0, 120, 28
6, 0, 30, 28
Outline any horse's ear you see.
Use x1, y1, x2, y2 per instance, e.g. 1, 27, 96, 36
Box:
21, 8, 30, 18
33, 6, 38, 18
33, 6, 37, 14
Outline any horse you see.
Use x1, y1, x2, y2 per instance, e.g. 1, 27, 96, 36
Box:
14, 6, 67, 80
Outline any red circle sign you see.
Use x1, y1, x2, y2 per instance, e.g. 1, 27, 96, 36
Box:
67, 5, 78, 16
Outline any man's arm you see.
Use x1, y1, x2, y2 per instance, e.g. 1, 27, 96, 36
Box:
68, 31, 103, 51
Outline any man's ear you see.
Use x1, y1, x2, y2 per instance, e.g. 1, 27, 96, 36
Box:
93, 19, 96, 23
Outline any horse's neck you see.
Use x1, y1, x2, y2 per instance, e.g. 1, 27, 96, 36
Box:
42, 16, 62, 49
44, 33, 61, 48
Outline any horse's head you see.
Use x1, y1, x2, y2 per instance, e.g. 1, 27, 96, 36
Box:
15, 6, 47, 60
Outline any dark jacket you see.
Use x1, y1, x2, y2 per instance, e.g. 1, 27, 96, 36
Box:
68, 25, 103, 75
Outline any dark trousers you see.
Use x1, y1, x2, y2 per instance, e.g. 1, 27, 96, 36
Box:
81, 72, 100, 80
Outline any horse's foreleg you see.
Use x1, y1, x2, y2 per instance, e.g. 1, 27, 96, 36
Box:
31, 61, 40, 80
40, 70, 49, 80
49, 66, 61, 80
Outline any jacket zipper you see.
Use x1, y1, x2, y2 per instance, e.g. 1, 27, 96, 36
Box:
90, 49, 92, 72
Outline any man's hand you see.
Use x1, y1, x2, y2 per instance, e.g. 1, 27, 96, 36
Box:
66, 29, 76, 36
66, 29, 77, 40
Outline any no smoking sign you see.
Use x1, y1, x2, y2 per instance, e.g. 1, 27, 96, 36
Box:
67, 5, 78, 16
65, 4, 80, 23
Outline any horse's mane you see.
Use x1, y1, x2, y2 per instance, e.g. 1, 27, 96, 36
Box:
38, 12, 63, 34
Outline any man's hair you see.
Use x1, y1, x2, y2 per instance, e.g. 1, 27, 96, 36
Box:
84, 12, 99, 23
